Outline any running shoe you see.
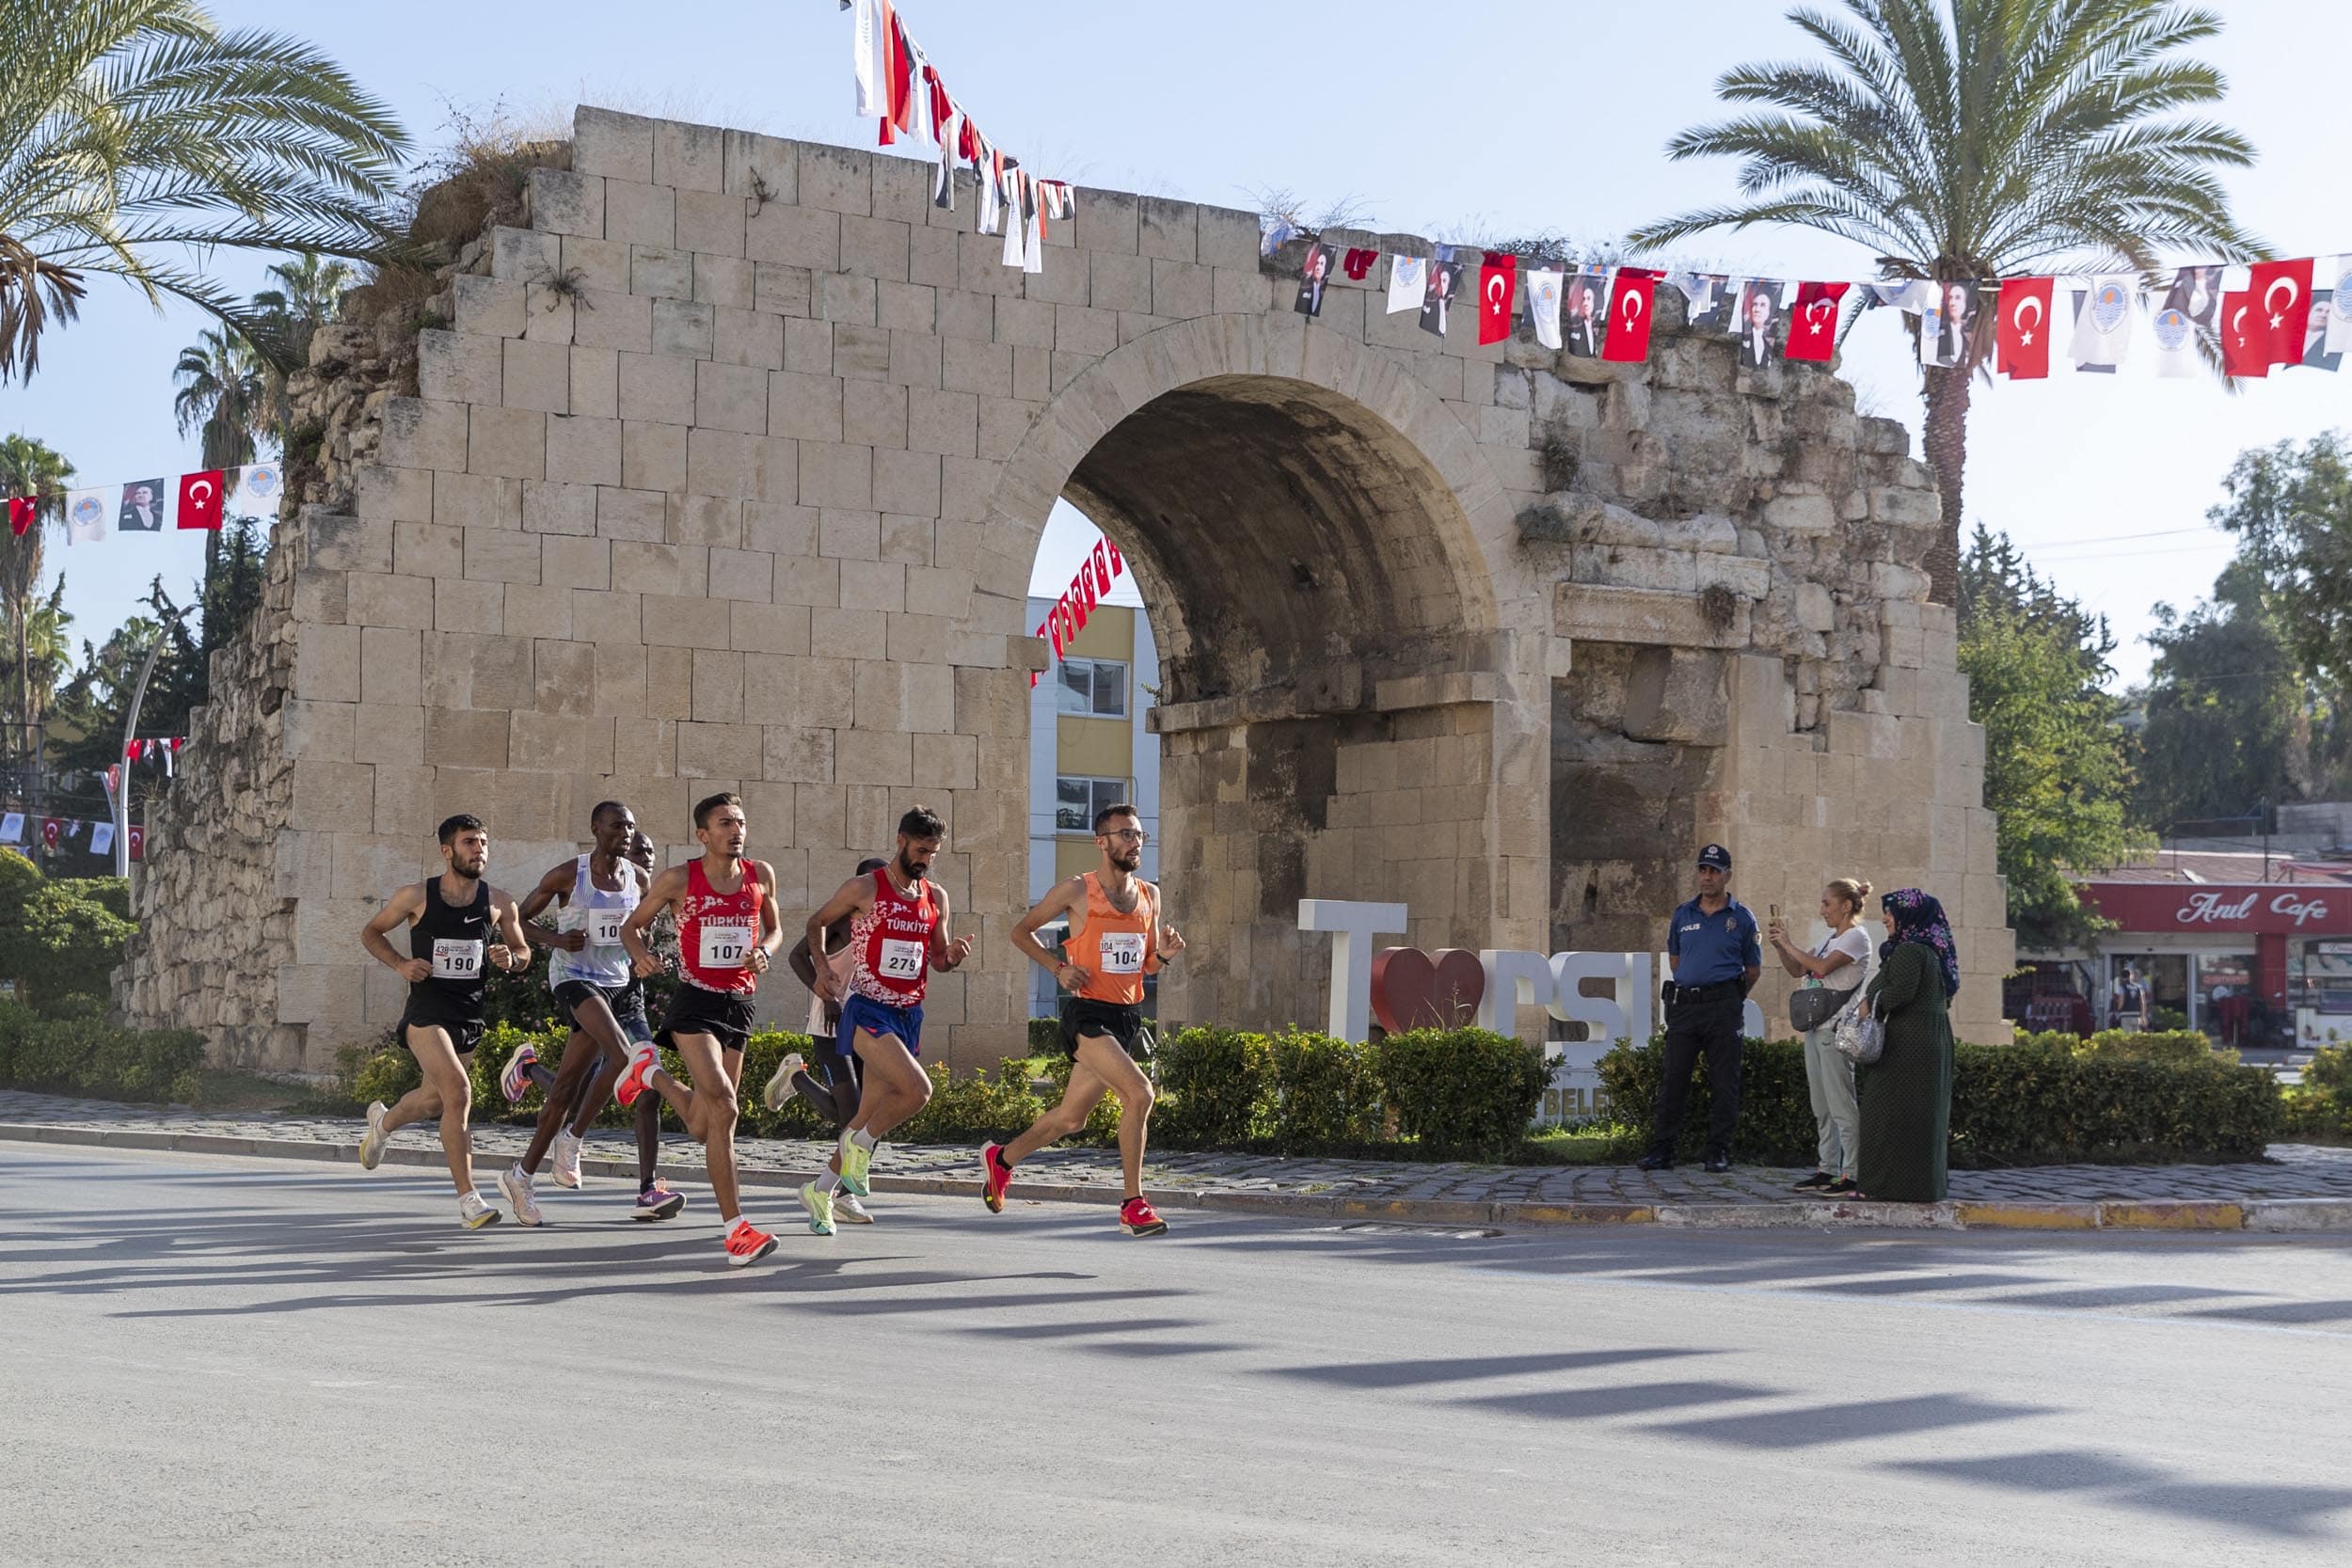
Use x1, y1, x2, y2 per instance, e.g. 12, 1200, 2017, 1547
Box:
761, 1051, 806, 1113
1119, 1196, 1168, 1238
458, 1190, 503, 1230
613, 1043, 660, 1109
552, 1128, 584, 1189
498, 1042, 540, 1104
838, 1134, 872, 1196
801, 1180, 834, 1235
835, 1191, 874, 1225
358, 1101, 390, 1170
979, 1141, 1013, 1213
633, 1183, 686, 1221
498, 1164, 543, 1226
723, 1218, 778, 1266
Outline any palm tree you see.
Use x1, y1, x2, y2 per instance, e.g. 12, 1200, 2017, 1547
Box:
172, 326, 267, 473
1629, 1, 2261, 604
0, 0, 409, 382
251, 251, 351, 435
0, 432, 72, 783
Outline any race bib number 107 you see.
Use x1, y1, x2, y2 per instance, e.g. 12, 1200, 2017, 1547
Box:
699, 919, 755, 969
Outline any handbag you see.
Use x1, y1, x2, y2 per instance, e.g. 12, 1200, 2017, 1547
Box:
1788, 981, 1855, 1033
1833, 999, 1884, 1065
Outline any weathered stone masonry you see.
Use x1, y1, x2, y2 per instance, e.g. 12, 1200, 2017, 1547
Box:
116, 105, 2011, 1073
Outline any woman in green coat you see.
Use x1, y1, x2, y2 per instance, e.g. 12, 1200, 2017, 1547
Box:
1856, 888, 1958, 1202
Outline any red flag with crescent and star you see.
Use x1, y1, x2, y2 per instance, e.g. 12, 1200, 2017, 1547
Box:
2219, 290, 2268, 378
1783, 281, 1851, 362
2247, 259, 2313, 368
128, 823, 145, 863
1476, 252, 1518, 346
177, 469, 225, 531
8, 496, 34, 536
1994, 277, 2055, 379
41, 817, 61, 851
1601, 269, 1659, 362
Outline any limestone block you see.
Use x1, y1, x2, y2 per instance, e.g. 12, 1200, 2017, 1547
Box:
1197, 204, 1260, 270
542, 534, 612, 593
594, 640, 647, 716
1022, 249, 1089, 309
834, 728, 912, 786
522, 480, 597, 537
528, 168, 603, 237
746, 204, 840, 271
676, 720, 764, 777
418, 332, 502, 421
1795, 581, 1836, 633
283, 699, 356, 763
652, 297, 716, 359
1136, 197, 1197, 261
696, 359, 770, 436
818, 508, 880, 562
727, 601, 811, 658
993, 295, 1056, 351
294, 623, 362, 703
427, 707, 511, 769
562, 235, 631, 293
1553, 582, 1750, 649
501, 338, 570, 415
768, 372, 845, 443
841, 214, 911, 283
887, 331, 941, 390
1870, 485, 1940, 527
540, 414, 623, 489
567, 346, 619, 421
353, 702, 425, 767
464, 404, 543, 480
723, 129, 798, 201
431, 577, 501, 634
1009, 346, 1050, 402
617, 352, 696, 426
755, 262, 814, 317
358, 625, 422, 706
939, 338, 1012, 401
596, 485, 665, 550
346, 570, 435, 632
818, 272, 879, 327
744, 501, 818, 558
688, 647, 744, 722
436, 471, 523, 531
904, 222, 957, 290
532, 638, 598, 717
380, 398, 468, 472
291, 759, 374, 831
612, 541, 707, 600
654, 119, 724, 193
351, 465, 433, 528
839, 559, 906, 614
955, 231, 1019, 297
713, 306, 783, 369
501, 581, 573, 641
1873, 560, 1931, 601
880, 514, 933, 565
872, 450, 943, 517
632, 245, 693, 300
811, 607, 885, 659
574, 106, 654, 182
686, 427, 763, 500
492, 225, 561, 283
676, 188, 747, 258
464, 528, 541, 585
695, 254, 755, 310
799, 443, 873, 510
842, 379, 907, 450
834, 324, 891, 379
570, 289, 652, 354
603, 180, 675, 248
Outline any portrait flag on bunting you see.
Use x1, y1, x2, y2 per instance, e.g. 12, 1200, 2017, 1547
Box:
2328, 256, 2352, 356
2248, 258, 2313, 368
1784, 280, 1850, 362
64, 487, 111, 544
1994, 277, 2054, 378
2067, 275, 2135, 372
2219, 290, 2268, 378
178, 469, 225, 531
7, 496, 34, 536
1600, 269, 1657, 362
1476, 251, 1518, 346
1525, 267, 1564, 350
1387, 254, 1427, 315
2151, 266, 2220, 379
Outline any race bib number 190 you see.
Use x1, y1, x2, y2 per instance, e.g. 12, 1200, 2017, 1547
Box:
699, 919, 755, 969
432, 939, 484, 980
1099, 932, 1146, 974
879, 938, 927, 980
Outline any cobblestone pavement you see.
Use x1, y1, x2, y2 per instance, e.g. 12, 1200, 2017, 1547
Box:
7, 1089, 2350, 1212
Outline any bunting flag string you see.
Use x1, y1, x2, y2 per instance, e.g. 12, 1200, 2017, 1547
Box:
0, 812, 132, 859
7, 462, 280, 542
1028, 535, 1127, 688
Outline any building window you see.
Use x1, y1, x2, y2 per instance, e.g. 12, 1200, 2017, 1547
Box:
1057, 657, 1127, 718
1057, 775, 1129, 832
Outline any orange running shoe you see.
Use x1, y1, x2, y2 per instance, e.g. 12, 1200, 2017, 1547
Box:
723, 1218, 777, 1267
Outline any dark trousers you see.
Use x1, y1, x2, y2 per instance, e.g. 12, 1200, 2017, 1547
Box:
1649, 993, 1743, 1160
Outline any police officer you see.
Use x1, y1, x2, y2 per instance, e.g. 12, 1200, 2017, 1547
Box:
1639, 843, 1761, 1173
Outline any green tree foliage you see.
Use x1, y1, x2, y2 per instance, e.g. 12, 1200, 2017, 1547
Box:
0, 847, 135, 1010
1958, 527, 2147, 947
0, 432, 72, 777
1630, 0, 2260, 603
2135, 562, 2310, 831
2205, 432, 2352, 703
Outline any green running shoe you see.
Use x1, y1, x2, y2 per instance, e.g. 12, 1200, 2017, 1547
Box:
801, 1180, 835, 1236
838, 1137, 872, 1196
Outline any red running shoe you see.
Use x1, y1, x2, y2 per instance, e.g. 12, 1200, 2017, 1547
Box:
613, 1043, 659, 1109
980, 1141, 1012, 1213
1119, 1196, 1168, 1238
723, 1218, 777, 1267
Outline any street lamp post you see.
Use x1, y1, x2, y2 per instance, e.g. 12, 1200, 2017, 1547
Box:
116, 607, 191, 891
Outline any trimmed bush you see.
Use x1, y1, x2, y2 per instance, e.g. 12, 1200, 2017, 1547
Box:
896, 1057, 1049, 1145
1153, 1026, 1274, 1147
1375, 1027, 1551, 1154
1271, 1028, 1382, 1146
0, 1002, 205, 1104
2283, 1045, 2352, 1140
1026, 1016, 1062, 1056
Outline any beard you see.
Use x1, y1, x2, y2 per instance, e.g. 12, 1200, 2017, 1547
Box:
449, 860, 484, 881
898, 851, 929, 881
1110, 846, 1141, 872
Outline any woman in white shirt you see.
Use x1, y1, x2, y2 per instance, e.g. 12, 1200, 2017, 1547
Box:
1767, 877, 1873, 1195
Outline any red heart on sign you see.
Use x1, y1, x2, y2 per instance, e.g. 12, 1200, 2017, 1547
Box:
1371, 947, 1486, 1033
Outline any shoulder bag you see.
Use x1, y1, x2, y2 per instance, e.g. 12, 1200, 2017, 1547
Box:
1833, 994, 1884, 1065
1788, 980, 1854, 1034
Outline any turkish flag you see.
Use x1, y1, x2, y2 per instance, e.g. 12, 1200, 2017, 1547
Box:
41, 817, 61, 850
8, 496, 35, 536
1477, 252, 1518, 346
2219, 291, 2268, 378
128, 824, 145, 863
1784, 281, 1851, 362
2248, 258, 2314, 368
1601, 269, 1659, 362
878, 4, 912, 145
177, 469, 225, 531
1090, 540, 1112, 596
1994, 277, 2055, 379
1105, 539, 1124, 578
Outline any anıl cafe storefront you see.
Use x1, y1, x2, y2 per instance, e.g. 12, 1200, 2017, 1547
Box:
2058, 881, 2352, 1048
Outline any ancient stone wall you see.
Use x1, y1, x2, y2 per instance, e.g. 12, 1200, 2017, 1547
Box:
117, 104, 2010, 1070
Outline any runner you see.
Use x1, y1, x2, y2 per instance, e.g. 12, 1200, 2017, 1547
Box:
355, 815, 532, 1228
764, 856, 888, 1224
799, 807, 973, 1235
983, 802, 1182, 1237
613, 792, 782, 1266
493, 801, 665, 1226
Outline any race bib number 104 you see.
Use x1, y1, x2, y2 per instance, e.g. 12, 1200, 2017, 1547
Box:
1099, 932, 1146, 974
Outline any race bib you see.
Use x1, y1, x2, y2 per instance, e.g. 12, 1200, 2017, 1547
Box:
1099, 931, 1146, 974
588, 908, 627, 946
698, 919, 755, 970
879, 938, 927, 981
432, 939, 484, 980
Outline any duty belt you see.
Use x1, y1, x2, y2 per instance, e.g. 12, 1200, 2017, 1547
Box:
1673, 979, 1743, 1003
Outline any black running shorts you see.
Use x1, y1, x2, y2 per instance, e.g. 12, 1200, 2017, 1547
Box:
553, 978, 648, 1036
1060, 998, 1151, 1060
400, 999, 485, 1057
659, 983, 757, 1053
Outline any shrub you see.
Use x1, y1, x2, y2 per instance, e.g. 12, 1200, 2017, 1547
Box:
2060, 1029, 2221, 1065
1152, 1026, 1274, 1147
1270, 1028, 1382, 1146
2284, 1045, 2352, 1140
1026, 1016, 1062, 1056
1041, 1052, 1123, 1146
1376, 1027, 1551, 1154
0, 1002, 205, 1104
896, 1057, 1049, 1146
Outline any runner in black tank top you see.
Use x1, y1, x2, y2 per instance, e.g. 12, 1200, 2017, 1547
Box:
357, 814, 532, 1230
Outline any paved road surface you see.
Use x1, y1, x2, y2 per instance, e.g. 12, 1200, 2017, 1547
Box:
8, 1145, 2352, 1566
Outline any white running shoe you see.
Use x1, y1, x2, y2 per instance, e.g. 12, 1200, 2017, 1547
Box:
552, 1128, 584, 1189
835, 1191, 874, 1225
498, 1164, 542, 1226
458, 1190, 502, 1230
761, 1052, 806, 1113
358, 1101, 390, 1170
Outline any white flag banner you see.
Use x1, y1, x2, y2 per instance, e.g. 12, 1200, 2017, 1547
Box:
2069, 275, 2136, 372
976, 149, 1003, 235
1387, 254, 1428, 315
231, 461, 283, 513
1868, 279, 1936, 312
2328, 256, 2352, 356
1001, 169, 1025, 268
1021, 178, 1044, 275
2151, 265, 2221, 380
1525, 267, 1564, 350
851, 0, 880, 115
0, 812, 21, 845
64, 487, 113, 544
90, 821, 113, 858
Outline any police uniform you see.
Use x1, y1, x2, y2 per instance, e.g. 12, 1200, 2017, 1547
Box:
1647, 845, 1761, 1166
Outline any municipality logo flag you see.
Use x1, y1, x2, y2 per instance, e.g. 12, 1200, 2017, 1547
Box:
231, 463, 282, 511
2068, 275, 2136, 372
64, 487, 112, 544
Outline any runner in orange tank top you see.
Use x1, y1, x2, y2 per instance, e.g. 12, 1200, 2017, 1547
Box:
986, 800, 1184, 1237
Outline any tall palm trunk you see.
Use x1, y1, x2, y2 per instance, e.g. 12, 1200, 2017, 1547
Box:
1920, 364, 1972, 606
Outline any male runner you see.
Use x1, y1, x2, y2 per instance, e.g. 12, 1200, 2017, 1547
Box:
614, 792, 782, 1266
799, 806, 973, 1235
983, 802, 1182, 1237
356, 814, 532, 1228
764, 856, 888, 1224
493, 801, 675, 1225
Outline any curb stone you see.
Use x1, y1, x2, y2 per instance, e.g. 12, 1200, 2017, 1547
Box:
7, 1121, 2347, 1234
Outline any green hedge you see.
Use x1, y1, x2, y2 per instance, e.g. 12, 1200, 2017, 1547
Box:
2285, 1045, 2352, 1139
0, 1002, 207, 1104
1597, 1033, 2281, 1166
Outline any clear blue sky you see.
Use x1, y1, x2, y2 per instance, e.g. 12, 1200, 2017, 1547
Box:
0, 0, 2336, 683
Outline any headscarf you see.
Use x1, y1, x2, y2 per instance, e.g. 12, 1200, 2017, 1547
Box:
1880, 888, 1960, 999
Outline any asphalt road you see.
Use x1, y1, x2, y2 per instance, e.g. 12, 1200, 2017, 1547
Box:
7, 1145, 2352, 1567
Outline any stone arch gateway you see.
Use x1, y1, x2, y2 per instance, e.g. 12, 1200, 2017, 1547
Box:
114, 106, 2011, 1072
